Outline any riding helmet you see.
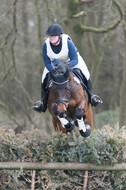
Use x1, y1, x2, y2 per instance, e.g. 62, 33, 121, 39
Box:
46, 24, 63, 36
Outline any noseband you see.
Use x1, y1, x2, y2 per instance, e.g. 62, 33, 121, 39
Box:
52, 80, 70, 108
52, 77, 77, 108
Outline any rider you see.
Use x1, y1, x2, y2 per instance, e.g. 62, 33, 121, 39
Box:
33, 24, 103, 113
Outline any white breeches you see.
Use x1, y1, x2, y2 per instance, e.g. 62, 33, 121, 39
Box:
41, 53, 90, 83
42, 67, 49, 83
73, 53, 90, 80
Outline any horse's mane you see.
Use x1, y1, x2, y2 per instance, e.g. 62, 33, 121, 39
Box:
50, 62, 71, 85
52, 62, 71, 74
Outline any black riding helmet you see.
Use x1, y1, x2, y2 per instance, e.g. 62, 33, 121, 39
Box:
46, 24, 63, 36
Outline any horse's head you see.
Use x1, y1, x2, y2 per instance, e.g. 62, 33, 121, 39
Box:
50, 63, 71, 118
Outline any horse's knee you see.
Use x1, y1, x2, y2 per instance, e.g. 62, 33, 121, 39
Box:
75, 107, 83, 119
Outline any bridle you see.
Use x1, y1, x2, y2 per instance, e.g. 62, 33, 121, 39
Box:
52, 75, 78, 108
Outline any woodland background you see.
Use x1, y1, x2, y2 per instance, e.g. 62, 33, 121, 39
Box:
0, 0, 126, 133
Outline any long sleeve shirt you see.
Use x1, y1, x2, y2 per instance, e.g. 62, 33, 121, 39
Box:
42, 38, 78, 71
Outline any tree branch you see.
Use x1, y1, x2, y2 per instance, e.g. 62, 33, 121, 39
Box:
0, 65, 14, 85
31, 170, 36, 190
14, 76, 34, 104
83, 170, 88, 190
34, 0, 43, 72
0, 101, 22, 127
0, 0, 18, 85
11, 0, 18, 72
79, 0, 94, 5
74, 0, 123, 33
72, 11, 87, 18
74, 19, 121, 33
0, 162, 126, 171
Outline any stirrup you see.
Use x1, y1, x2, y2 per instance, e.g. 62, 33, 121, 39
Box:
91, 95, 103, 107
33, 100, 43, 113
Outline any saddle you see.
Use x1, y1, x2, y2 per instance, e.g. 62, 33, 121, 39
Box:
72, 68, 87, 91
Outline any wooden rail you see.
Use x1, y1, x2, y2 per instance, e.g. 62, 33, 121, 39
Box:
0, 162, 126, 171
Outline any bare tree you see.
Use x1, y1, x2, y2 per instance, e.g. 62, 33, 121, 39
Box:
0, 0, 126, 131
119, 0, 126, 127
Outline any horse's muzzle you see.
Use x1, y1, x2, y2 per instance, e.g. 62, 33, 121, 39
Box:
57, 110, 67, 118
52, 104, 67, 118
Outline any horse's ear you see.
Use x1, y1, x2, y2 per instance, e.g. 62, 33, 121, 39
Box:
66, 62, 71, 70
50, 69, 55, 79
64, 68, 69, 78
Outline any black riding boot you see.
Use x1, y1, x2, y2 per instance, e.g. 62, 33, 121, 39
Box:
87, 78, 103, 107
33, 75, 49, 113
72, 68, 103, 107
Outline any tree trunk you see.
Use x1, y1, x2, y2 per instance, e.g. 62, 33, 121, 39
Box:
119, 2, 126, 128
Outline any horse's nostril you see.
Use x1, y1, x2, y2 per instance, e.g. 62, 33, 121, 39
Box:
62, 111, 67, 118
59, 110, 67, 118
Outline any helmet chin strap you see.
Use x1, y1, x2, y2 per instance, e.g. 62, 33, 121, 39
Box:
51, 36, 61, 45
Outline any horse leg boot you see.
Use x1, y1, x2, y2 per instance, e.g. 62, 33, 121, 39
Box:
86, 77, 103, 107
33, 75, 49, 113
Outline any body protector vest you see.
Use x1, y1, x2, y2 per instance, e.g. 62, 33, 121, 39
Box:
45, 34, 71, 65
44, 34, 90, 81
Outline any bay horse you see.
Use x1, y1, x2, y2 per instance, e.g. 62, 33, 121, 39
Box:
47, 63, 93, 137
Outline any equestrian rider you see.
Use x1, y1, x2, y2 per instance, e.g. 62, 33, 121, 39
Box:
33, 24, 103, 113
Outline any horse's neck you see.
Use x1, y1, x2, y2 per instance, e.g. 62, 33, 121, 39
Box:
69, 72, 80, 85
69, 73, 75, 85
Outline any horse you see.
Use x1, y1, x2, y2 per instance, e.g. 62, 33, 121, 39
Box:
47, 63, 93, 137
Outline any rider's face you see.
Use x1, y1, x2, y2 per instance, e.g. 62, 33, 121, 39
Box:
49, 36, 59, 45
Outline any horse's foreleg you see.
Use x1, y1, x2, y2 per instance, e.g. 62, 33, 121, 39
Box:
77, 117, 91, 137
52, 116, 66, 133
75, 106, 92, 137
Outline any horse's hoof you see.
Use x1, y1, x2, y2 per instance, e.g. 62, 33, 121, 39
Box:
80, 124, 91, 137
65, 118, 75, 132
